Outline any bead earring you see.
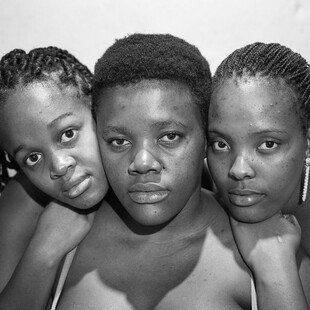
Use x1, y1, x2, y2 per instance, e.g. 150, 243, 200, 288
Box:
302, 157, 310, 202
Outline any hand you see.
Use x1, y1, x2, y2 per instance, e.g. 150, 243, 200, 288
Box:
29, 201, 96, 265
230, 212, 301, 275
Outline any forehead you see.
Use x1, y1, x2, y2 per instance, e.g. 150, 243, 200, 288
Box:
3, 82, 88, 116
209, 76, 299, 127
96, 80, 203, 128
0, 83, 90, 146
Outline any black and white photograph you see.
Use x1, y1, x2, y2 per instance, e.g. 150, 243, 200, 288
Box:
0, 1, 309, 309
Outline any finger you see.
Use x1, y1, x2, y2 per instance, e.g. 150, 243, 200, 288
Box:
271, 210, 283, 219
282, 214, 296, 225
282, 214, 302, 233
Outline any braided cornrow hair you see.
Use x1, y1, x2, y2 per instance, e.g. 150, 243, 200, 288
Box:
0, 46, 93, 191
213, 42, 310, 133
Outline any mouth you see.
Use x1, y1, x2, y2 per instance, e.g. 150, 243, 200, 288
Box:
62, 175, 91, 199
128, 183, 169, 204
228, 189, 265, 207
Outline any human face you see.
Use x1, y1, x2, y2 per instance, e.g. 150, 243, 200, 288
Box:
207, 77, 308, 223
96, 81, 206, 226
0, 83, 108, 209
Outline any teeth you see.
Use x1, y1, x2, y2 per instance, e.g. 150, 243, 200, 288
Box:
67, 177, 91, 198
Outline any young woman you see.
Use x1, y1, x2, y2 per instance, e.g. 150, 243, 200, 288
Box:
207, 42, 310, 309
1, 36, 305, 309
52, 33, 252, 309
0, 46, 108, 309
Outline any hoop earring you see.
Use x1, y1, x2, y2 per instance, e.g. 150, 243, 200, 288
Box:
302, 157, 310, 202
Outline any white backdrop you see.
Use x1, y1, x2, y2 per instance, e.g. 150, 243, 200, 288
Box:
0, 0, 309, 73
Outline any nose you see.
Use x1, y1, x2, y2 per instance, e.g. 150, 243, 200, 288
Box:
229, 155, 255, 180
50, 151, 76, 179
128, 147, 162, 175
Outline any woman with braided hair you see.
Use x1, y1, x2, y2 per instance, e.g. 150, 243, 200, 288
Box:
0, 46, 108, 309
207, 42, 310, 308
0, 36, 307, 310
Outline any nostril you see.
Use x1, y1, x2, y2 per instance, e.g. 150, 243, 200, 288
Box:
128, 149, 162, 175
50, 155, 76, 179
229, 156, 255, 180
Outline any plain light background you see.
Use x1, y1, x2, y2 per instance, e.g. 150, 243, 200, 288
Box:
0, 0, 309, 74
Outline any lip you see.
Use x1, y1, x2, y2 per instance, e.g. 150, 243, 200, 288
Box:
128, 183, 169, 204
228, 188, 265, 207
62, 175, 91, 199
229, 189, 262, 196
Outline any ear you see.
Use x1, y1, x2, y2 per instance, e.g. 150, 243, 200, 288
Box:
306, 128, 310, 158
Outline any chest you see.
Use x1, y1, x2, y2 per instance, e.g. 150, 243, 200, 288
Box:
57, 230, 250, 309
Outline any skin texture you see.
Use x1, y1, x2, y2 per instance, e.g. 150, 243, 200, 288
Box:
0, 82, 108, 209
2, 77, 308, 309
53, 81, 252, 309
96, 81, 206, 226
0, 81, 108, 309
207, 76, 308, 223
207, 75, 310, 309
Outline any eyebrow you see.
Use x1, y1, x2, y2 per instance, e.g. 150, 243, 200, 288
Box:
208, 129, 288, 136
255, 129, 288, 135
102, 120, 188, 136
47, 112, 74, 129
150, 120, 188, 130
12, 145, 24, 158
101, 126, 132, 136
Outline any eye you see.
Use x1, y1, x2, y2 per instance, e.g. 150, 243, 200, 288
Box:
212, 140, 229, 151
60, 129, 78, 143
158, 132, 182, 144
258, 141, 279, 150
25, 153, 42, 167
110, 138, 131, 147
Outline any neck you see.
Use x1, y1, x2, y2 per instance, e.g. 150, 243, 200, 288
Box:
104, 187, 219, 239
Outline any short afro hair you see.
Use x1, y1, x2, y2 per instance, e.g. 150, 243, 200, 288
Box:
213, 42, 310, 132
92, 33, 212, 129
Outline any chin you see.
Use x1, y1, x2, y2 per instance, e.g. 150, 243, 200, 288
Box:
227, 204, 262, 223
66, 191, 105, 210
129, 207, 174, 227
229, 205, 278, 224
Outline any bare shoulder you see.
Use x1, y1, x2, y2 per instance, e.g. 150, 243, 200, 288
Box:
0, 171, 49, 291
57, 195, 252, 309
296, 203, 310, 257
199, 189, 251, 308
294, 200, 310, 302
0, 171, 49, 229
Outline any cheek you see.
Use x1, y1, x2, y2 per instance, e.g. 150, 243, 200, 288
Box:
172, 152, 204, 190
100, 152, 127, 187
24, 171, 53, 194
265, 157, 303, 196
207, 157, 228, 185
